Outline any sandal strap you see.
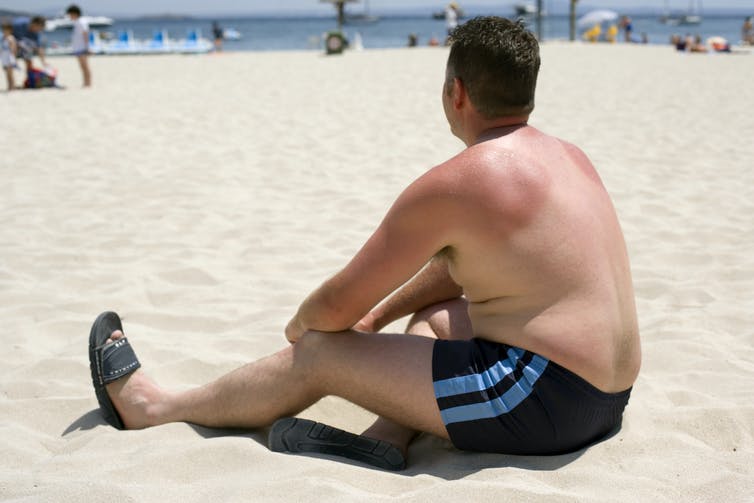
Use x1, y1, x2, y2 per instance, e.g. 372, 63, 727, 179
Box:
96, 337, 141, 385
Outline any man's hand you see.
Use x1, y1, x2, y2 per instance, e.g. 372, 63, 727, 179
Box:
352, 310, 379, 333
287, 307, 376, 343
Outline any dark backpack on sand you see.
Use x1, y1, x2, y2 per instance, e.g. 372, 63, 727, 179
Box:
24, 67, 59, 89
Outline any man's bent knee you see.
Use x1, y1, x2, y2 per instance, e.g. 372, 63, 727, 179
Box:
407, 298, 471, 340
294, 329, 341, 352
290, 330, 350, 389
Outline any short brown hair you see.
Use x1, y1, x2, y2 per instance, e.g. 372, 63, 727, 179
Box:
447, 17, 540, 119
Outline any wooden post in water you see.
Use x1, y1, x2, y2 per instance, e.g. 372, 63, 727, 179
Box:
569, 0, 578, 41
320, 0, 358, 30
336, 1, 345, 29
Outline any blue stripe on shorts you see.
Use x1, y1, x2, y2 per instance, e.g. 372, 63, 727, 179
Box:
433, 347, 549, 425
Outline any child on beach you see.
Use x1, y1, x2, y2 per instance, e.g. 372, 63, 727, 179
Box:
66, 4, 91, 87
1, 22, 17, 91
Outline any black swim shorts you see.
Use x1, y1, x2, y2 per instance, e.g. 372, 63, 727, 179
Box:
432, 338, 631, 455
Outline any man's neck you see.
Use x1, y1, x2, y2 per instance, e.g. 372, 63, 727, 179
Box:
474, 122, 529, 145
461, 115, 530, 147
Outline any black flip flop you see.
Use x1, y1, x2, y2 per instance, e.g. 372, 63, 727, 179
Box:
88, 311, 141, 429
269, 417, 406, 471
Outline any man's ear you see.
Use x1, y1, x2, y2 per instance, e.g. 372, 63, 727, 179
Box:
451, 77, 467, 110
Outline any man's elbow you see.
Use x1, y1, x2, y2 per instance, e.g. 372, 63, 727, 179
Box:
316, 284, 364, 331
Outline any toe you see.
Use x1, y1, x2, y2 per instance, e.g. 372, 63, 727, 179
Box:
109, 330, 125, 343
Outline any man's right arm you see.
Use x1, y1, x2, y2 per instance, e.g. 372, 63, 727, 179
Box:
355, 254, 463, 333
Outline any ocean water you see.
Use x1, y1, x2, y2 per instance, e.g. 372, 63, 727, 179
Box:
42, 14, 752, 52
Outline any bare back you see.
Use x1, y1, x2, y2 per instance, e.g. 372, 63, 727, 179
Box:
441, 126, 640, 392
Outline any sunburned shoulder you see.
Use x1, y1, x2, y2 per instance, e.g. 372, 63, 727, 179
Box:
436, 140, 552, 194
414, 127, 592, 196
470, 130, 602, 189
407, 143, 553, 229
428, 140, 519, 177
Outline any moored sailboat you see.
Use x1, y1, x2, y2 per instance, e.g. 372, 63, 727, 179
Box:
660, 0, 702, 26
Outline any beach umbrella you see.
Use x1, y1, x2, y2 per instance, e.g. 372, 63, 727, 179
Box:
577, 9, 619, 29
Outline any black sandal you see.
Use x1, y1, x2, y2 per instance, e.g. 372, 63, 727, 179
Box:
88, 311, 141, 429
269, 417, 406, 471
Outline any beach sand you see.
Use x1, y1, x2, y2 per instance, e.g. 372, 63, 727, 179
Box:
1, 43, 753, 501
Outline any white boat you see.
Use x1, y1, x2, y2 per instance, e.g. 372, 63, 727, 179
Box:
45, 15, 114, 31
345, 13, 380, 23
660, 0, 702, 26
514, 3, 536, 16
46, 28, 213, 56
345, 0, 380, 24
173, 29, 214, 54
680, 15, 702, 25
432, 9, 466, 20
223, 28, 242, 40
514, 3, 546, 17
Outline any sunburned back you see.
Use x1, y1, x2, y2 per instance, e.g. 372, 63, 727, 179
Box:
444, 126, 640, 392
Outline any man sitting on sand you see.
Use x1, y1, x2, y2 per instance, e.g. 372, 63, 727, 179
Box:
89, 17, 641, 470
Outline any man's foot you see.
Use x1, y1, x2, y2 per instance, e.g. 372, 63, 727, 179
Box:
88, 311, 167, 429
104, 331, 168, 429
361, 417, 415, 458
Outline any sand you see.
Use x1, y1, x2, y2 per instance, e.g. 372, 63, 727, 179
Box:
1, 43, 753, 502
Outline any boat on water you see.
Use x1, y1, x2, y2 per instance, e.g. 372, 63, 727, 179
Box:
345, 13, 380, 24
345, 0, 380, 24
47, 28, 213, 55
432, 8, 466, 20
223, 28, 242, 40
514, 3, 547, 17
44, 15, 114, 31
660, 0, 702, 26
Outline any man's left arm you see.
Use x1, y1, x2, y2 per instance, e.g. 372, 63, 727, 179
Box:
286, 169, 461, 343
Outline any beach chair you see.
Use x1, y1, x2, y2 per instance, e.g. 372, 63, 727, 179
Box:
178, 29, 212, 54
583, 24, 602, 43
104, 30, 139, 54
88, 30, 104, 54
146, 29, 171, 54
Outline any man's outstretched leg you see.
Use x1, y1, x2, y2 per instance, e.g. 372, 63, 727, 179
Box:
96, 317, 449, 442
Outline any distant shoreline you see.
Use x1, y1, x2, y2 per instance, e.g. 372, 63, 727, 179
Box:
3, 7, 753, 22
